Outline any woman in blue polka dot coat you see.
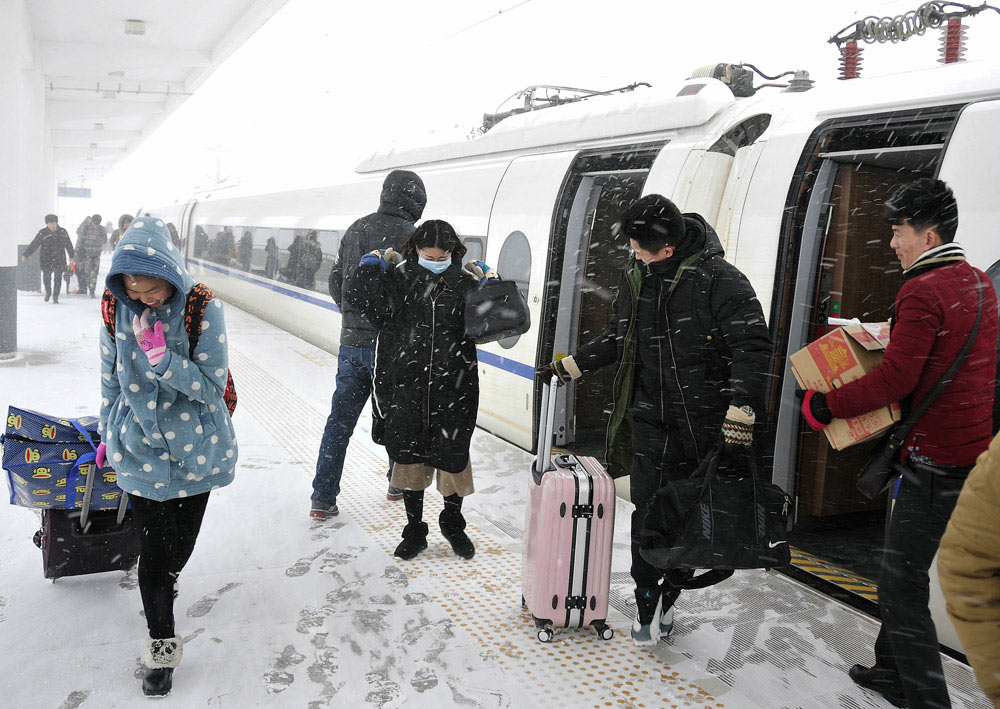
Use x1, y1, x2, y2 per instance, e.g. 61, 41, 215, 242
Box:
96, 216, 237, 697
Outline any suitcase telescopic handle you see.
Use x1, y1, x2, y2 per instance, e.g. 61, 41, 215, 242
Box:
532, 374, 559, 483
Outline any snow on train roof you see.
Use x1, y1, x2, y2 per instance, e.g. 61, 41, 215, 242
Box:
357, 60, 1000, 175
355, 79, 737, 174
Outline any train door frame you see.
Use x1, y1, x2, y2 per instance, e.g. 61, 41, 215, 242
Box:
537, 143, 664, 452
179, 200, 197, 260
766, 105, 963, 500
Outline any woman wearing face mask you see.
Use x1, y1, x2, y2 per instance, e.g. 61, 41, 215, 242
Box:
96, 217, 237, 697
345, 219, 497, 560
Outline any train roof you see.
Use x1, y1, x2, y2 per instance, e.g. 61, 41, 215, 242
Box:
356, 59, 1000, 175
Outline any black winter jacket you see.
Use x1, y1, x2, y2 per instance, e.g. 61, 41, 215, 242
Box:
24, 227, 74, 270
330, 170, 427, 347
573, 214, 772, 473
346, 256, 479, 474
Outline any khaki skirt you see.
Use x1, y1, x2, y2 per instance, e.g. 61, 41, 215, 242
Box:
390, 459, 474, 497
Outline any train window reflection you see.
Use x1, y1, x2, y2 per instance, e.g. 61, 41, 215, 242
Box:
496, 230, 531, 349
462, 236, 485, 264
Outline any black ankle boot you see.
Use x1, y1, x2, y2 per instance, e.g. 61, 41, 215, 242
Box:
848, 665, 907, 707
142, 668, 174, 697
440, 508, 475, 559
394, 522, 428, 560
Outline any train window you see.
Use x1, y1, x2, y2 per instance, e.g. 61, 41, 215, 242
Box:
462, 236, 485, 264
496, 230, 531, 349
255, 227, 280, 280
313, 230, 340, 293
235, 229, 254, 272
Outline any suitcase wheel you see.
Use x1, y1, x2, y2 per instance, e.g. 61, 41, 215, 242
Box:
536, 627, 554, 643
594, 622, 614, 641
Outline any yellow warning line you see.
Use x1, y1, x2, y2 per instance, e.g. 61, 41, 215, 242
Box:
790, 546, 878, 602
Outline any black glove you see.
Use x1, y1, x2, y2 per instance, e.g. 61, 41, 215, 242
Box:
720, 404, 755, 459
537, 357, 578, 387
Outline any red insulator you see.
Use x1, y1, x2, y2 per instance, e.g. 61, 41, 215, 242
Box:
939, 18, 967, 64
838, 40, 863, 80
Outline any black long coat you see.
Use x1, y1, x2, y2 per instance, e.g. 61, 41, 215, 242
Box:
346, 256, 479, 474
24, 227, 74, 270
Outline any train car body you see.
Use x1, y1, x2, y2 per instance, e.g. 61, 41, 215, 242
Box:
146, 58, 1000, 656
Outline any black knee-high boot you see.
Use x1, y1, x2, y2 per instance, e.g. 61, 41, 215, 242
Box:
394, 490, 427, 560
440, 494, 475, 559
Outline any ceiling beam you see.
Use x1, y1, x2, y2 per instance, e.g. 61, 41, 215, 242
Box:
51, 129, 142, 145
53, 146, 127, 160
39, 41, 210, 78
47, 99, 165, 122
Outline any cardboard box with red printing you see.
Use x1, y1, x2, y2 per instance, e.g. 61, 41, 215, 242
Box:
789, 323, 901, 450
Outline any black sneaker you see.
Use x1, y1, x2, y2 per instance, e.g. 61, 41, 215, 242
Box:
848, 664, 907, 708
310, 500, 339, 520
394, 522, 428, 560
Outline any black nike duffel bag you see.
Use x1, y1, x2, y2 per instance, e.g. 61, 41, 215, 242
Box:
637, 448, 792, 586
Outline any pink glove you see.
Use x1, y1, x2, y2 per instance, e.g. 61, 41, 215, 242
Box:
132, 308, 166, 366
95, 442, 107, 469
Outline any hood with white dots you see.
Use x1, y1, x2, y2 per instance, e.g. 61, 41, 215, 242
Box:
106, 216, 193, 316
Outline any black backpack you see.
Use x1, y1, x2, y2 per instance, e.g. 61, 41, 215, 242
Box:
637, 448, 791, 589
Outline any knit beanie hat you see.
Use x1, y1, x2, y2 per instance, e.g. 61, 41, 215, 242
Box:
618, 195, 686, 251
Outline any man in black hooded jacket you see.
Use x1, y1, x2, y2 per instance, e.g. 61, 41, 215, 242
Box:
311, 170, 427, 518
544, 194, 772, 647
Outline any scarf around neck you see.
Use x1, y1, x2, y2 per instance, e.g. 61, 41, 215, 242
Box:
903, 242, 966, 280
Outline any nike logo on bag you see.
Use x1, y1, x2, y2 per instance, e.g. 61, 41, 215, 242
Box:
768, 541, 787, 548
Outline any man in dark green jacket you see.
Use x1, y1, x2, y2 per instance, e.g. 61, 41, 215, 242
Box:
545, 194, 772, 647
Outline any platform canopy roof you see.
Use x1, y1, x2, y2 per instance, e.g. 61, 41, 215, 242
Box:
27, 0, 290, 187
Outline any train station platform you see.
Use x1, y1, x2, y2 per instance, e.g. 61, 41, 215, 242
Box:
0, 276, 991, 708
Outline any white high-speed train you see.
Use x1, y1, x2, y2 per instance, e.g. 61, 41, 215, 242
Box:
147, 58, 1000, 656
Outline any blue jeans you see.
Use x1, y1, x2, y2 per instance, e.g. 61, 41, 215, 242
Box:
312, 345, 393, 504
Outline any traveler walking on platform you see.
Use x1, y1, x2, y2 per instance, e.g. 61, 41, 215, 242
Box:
75, 213, 106, 297
96, 216, 238, 697
938, 430, 1000, 705
22, 214, 74, 304
110, 214, 133, 252
310, 169, 426, 518
238, 229, 253, 272
800, 179, 998, 709
346, 220, 497, 560
541, 194, 772, 647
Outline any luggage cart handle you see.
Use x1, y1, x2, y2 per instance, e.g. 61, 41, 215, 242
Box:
532, 374, 559, 483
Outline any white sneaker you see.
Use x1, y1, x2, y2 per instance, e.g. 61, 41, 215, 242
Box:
659, 605, 675, 637
631, 593, 662, 647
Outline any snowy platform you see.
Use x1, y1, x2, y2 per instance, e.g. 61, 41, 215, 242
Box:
0, 285, 991, 708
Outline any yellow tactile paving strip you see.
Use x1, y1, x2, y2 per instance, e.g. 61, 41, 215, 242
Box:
231, 348, 725, 708
790, 546, 879, 603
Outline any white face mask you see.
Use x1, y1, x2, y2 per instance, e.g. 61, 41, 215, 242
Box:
418, 256, 451, 274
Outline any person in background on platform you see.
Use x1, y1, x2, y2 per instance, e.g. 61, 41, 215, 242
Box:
75, 213, 106, 298
110, 214, 133, 252
346, 220, 497, 560
96, 216, 237, 698
238, 229, 253, 272
294, 230, 323, 289
310, 169, 426, 519
800, 178, 998, 709
22, 213, 74, 304
264, 235, 279, 279
938, 430, 1000, 706
541, 194, 772, 648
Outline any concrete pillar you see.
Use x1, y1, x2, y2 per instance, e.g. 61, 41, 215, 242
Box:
0, 0, 48, 358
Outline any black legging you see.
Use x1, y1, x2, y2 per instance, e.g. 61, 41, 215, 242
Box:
129, 492, 211, 638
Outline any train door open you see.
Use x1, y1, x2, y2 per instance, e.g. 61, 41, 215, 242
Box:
770, 107, 961, 583
542, 144, 663, 456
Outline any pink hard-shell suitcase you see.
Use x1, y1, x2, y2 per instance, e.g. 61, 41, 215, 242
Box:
521, 375, 616, 642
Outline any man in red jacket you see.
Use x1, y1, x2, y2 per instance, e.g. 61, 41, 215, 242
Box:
801, 178, 998, 709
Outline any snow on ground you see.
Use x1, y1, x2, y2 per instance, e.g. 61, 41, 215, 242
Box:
0, 269, 990, 708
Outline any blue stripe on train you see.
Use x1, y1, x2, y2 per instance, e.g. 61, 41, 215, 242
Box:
187, 257, 536, 381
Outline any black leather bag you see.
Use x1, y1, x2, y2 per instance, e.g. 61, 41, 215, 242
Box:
464, 279, 530, 344
856, 270, 984, 500
637, 449, 792, 587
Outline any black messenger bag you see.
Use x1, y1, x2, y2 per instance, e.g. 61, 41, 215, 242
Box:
638, 449, 792, 588
464, 279, 530, 345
